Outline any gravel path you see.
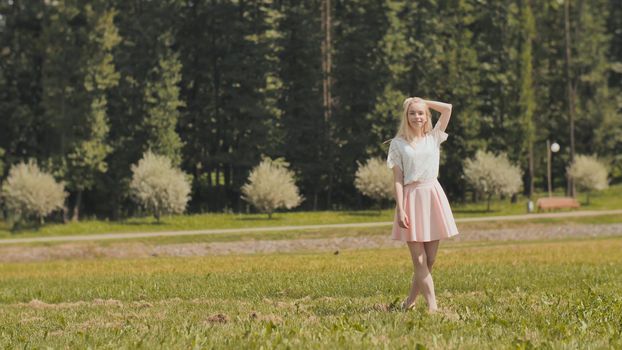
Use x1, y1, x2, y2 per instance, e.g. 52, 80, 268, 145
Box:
1, 222, 621, 263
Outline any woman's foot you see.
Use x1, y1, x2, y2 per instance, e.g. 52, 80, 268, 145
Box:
401, 298, 415, 311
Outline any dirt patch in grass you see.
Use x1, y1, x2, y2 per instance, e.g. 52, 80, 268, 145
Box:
20, 298, 123, 309
249, 311, 284, 324
205, 313, 229, 324
1, 223, 621, 263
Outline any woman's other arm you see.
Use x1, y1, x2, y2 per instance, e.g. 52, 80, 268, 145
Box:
393, 166, 409, 229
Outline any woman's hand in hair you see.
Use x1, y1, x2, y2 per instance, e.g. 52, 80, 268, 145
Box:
422, 99, 453, 132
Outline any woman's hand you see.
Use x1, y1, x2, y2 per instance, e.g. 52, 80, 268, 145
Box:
398, 209, 410, 229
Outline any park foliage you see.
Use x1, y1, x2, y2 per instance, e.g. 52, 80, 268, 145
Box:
463, 150, 523, 211
354, 157, 394, 210
567, 154, 609, 204
129, 151, 191, 222
0, 0, 620, 221
0, 160, 67, 227
240, 157, 303, 219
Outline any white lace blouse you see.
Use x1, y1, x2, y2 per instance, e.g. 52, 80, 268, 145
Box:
386, 121, 449, 185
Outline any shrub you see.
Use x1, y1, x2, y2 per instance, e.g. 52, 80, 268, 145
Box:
354, 157, 393, 211
241, 157, 303, 218
1, 160, 67, 227
129, 151, 191, 222
464, 150, 522, 211
567, 154, 609, 204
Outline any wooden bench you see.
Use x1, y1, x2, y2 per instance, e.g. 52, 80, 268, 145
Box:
536, 197, 581, 212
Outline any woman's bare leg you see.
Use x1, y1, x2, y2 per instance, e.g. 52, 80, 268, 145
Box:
405, 241, 438, 311
424, 240, 440, 273
404, 270, 420, 308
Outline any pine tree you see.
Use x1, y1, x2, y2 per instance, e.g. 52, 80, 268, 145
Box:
530, 0, 571, 193
570, 1, 618, 164
103, 0, 178, 219
0, 1, 48, 166
276, 0, 326, 211
66, 5, 120, 221
331, 0, 389, 208
433, 0, 482, 200
177, 0, 277, 212
518, 0, 536, 198
41, 1, 84, 160
41, 3, 120, 221
367, 0, 410, 158
142, 31, 184, 166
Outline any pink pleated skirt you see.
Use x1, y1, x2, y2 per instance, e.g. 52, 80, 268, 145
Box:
392, 178, 460, 242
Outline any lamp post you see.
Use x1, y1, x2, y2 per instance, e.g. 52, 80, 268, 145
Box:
547, 140, 560, 197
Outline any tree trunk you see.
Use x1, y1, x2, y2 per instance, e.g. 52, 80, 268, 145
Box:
72, 190, 82, 222
321, 0, 333, 211
224, 164, 231, 208
528, 143, 534, 198
313, 189, 318, 211
564, 0, 576, 197
112, 194, 121, 221
487, 193, 492, 212
62, 203, 69, 224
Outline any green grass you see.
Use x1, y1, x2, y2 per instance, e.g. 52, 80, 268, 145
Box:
1, 236, 621, 348
4, 213, 620, 248
453, 183, 622, 216
1, 183, 621, 239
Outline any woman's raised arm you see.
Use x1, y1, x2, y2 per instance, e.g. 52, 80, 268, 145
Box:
424, 99, 452, 132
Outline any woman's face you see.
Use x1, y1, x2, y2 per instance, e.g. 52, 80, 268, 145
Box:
407, 102, 427, 130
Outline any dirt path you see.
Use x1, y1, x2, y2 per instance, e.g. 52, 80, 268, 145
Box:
1, 222, 621, 263
1, 209, 621, 245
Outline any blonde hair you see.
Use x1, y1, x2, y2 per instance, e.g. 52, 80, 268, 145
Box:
383, 97, 433, 144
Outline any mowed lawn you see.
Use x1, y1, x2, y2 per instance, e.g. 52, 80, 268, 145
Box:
1, 236, 621, 349
1, 183, 621, 240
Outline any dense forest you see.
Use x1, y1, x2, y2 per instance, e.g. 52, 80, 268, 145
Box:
0, 0, 620, 219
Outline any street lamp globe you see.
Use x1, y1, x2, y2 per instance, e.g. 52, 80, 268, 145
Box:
551, 142, 560, 153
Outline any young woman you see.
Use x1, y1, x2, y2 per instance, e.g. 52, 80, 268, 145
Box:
385, 97, 460, 313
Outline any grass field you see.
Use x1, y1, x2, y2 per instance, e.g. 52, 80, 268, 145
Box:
1, 184, 621, 240
0, 213, 618, 249
1, 235, 621, 349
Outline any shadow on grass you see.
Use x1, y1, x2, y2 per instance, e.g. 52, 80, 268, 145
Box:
453, 209, 495, 215
235, 217, 284, 221
120, 220, 168, 226
6, 221, 44, 234
343, 211, 385, 217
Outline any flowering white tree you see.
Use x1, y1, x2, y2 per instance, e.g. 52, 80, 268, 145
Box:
464, 150, 522, 211
1, 160, 67, 227
241, 157, 303, 218
354, 157, 394, 212
567, 154, 609, 204
129, 151, 191, 222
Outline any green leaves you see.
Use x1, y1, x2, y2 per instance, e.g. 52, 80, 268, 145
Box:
142, 31, 184, 166
1, 0, 621, 217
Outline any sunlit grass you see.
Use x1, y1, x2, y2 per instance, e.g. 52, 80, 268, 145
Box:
2, 213, 619, 248
1, 236, 621, 348
1, 183, 620, 239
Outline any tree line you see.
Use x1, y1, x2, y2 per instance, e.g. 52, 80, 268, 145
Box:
0, 0, 620, 220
